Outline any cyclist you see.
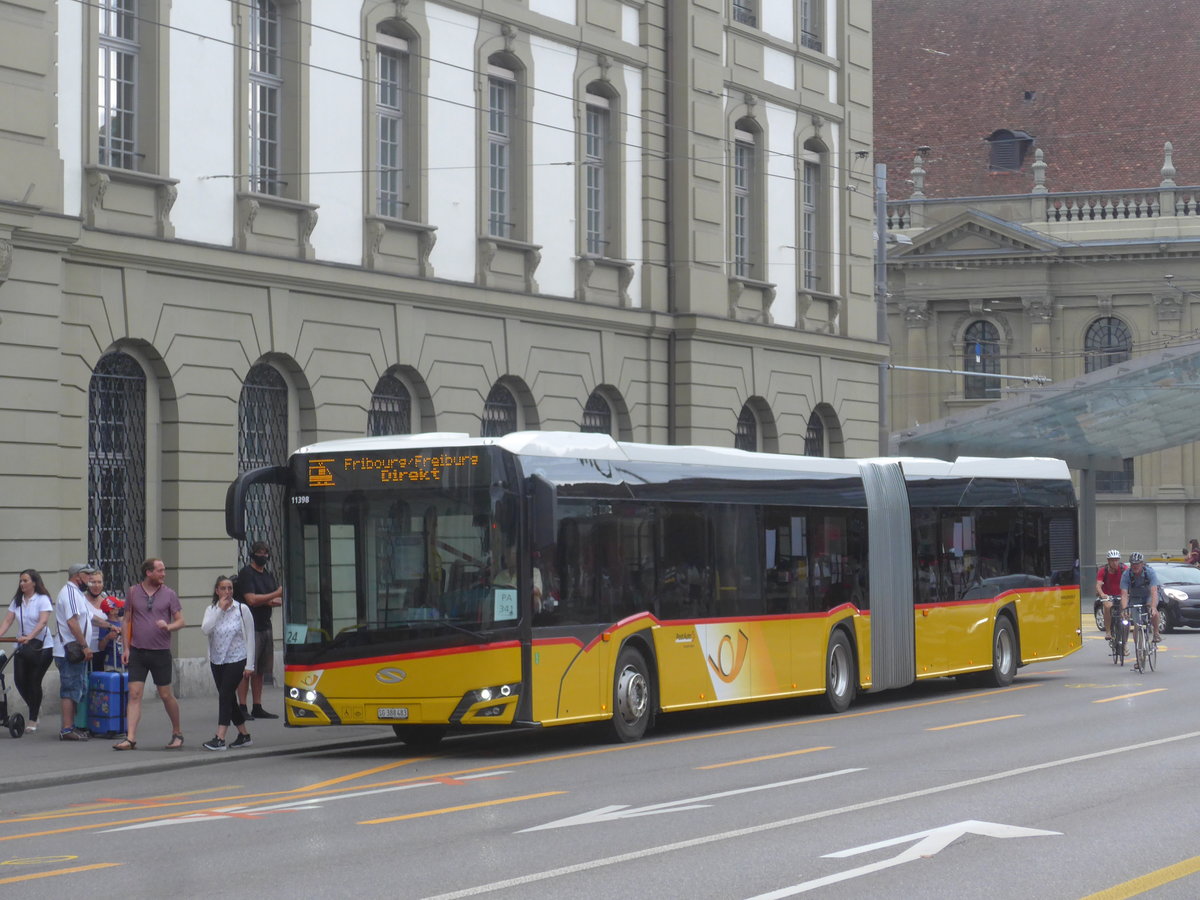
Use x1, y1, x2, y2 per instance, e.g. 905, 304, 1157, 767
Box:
1095, 549, 1125, 641
1119, 551, 1161, 644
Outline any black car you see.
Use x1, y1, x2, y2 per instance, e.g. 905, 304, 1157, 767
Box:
1093, 563, 1200, 633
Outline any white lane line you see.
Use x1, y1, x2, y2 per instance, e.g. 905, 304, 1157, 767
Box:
422, 730, 1200, 899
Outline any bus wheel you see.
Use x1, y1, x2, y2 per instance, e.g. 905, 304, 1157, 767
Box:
392, 724, 446, 751
610, 646, 652, 742
821, 630, 856, 713
986, 617, 1017, 687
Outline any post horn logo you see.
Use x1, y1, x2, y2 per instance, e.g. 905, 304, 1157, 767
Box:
707, 629, 750, 683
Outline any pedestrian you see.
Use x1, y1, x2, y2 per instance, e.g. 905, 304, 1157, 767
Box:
0, 569, 54, 733
200, 575, 254, 751
234, 541, 283, 720
112, 558, 184, 751
85, 570, 123, 671
1186, 539, 1200, 566
54, 563, 95, 741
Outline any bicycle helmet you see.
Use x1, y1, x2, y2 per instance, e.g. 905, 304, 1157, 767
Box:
1128, 551, 1145, 564
1106, 549, 1121, 559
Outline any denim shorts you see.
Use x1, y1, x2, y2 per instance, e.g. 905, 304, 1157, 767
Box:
56, 655, 89, 703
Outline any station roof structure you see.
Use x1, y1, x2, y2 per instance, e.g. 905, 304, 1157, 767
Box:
890, 341, 1200, 469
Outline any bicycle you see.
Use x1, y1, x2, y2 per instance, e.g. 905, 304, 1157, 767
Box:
1111, 602, 1129, 666
1127, 603, 1157, 673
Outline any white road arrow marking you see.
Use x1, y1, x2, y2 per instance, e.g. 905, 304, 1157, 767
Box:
519, 768, 863, 833
747, 819, 1061, 899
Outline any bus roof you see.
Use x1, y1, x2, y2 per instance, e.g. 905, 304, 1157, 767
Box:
292, 432, 1071, 481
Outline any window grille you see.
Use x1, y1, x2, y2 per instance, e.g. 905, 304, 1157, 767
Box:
368, 372, 412, 436
88, 352, 146, 597
249, 0, 283, 195
963, 320, 1001, 399
98, 0, 139, 169
804, 411, 825, 457
238, 364, 288, 571
1084, 317, 1132, 373
735, 405, 758, 451
482, 383, 518, 437
581, 392, 612, 435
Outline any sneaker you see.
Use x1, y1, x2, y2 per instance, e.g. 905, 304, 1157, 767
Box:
202, 736, 227, 751
239, 704, 254, 721
59, 728, 87, 742
230, 732, 253, 749
251, 706, 278, 719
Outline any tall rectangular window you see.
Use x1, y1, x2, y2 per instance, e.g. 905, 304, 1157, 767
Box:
488, 73, 516, 238
377, 36, 408, 218
732, 0, 757, 27
802, 158, 820, 291
800, 0, 823, 52
98, 0, 138, 169
733, 133, 755, 278
249, 0, 283, 195
584, 101, 609, 255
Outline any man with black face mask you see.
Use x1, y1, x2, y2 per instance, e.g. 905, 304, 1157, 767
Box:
234, 541, 283, 720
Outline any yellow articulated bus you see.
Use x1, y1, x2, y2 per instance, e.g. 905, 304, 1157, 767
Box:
225, 432, 1081, 747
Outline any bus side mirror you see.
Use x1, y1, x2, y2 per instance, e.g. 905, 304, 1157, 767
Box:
226, 465, 290, 540
530, 475, 556, 550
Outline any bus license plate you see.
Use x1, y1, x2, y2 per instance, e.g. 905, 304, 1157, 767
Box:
378, 707, 409, 720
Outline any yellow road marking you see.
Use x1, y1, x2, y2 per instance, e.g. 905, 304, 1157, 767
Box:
0, 863, 120, 885
359, 791, 565, 825
697, 747, 832, 769
299, 758, 418, 791
1078, 852, 1200, 899
1093, 689, 1167, 703
926, 714, 1023, 731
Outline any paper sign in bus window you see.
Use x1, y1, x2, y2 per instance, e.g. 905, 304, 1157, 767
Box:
493, 588, 517, 621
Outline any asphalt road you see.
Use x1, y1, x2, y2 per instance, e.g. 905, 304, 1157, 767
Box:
2, 627, 1198, 899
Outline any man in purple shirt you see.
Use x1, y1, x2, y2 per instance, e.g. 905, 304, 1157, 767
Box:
113, 558, 185, 750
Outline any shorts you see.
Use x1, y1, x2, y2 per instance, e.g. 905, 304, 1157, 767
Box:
128, 647, 174, 686
253, 629, 274, 678
56, 655, 88, 703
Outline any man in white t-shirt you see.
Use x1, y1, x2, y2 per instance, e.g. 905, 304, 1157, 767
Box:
54, 563, 95, 741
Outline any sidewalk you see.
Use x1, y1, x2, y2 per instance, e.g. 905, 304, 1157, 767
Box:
0, 693, 397, 795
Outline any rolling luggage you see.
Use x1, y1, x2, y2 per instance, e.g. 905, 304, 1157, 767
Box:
88, 670, 129, 737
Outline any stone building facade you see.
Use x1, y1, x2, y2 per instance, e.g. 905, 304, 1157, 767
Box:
875, 0, 1200, 565
0, 0, 878, 682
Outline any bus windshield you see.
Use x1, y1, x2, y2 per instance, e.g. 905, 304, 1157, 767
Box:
284, 446, 519, 662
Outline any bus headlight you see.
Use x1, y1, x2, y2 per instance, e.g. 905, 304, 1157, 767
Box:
288, 686, 319, 704
472, 683, 519, 704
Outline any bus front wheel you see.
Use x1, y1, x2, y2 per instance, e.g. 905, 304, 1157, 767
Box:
986, 617, 1017, 687
821, 630, 857, 713
392, 724, 447, 751
610, 646, 652, 742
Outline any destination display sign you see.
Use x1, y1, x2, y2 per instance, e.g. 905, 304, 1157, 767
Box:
299, 449, 484, 491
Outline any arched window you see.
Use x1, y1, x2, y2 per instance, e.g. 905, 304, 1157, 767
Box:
735, 404, 758, 451
238, 363, 288, 569
88, 352, 147, 595
804, 409, 826, 457
963, 320, 1001, 399
375, 23, 414, 218
801, 139, 826, 291
368, 371, 412, 436
583, 83, 620, 257
482, 383, 518, 437
581, 391, 612, 435
732, 120, 760, 278
1084, 316, 1131, 373
986, 129, 1034, 172
486, 55, 526, 240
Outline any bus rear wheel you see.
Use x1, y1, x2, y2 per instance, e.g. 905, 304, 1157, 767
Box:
610, 646, 652, 742
820, 630, 856, 713
392, 724, 447, 751
985, 616, 1017, 687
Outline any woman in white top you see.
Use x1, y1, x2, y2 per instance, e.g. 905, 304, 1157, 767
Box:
200, 575, 255, 751
0, 569, 55, 732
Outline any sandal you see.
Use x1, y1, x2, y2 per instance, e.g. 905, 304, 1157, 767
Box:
164, 733, 184, 750
112, 738, 137, 751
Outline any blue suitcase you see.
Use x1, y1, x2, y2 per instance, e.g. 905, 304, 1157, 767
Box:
88, 671, 128, 736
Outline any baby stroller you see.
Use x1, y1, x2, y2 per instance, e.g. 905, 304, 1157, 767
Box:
0, 649, 26, 738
